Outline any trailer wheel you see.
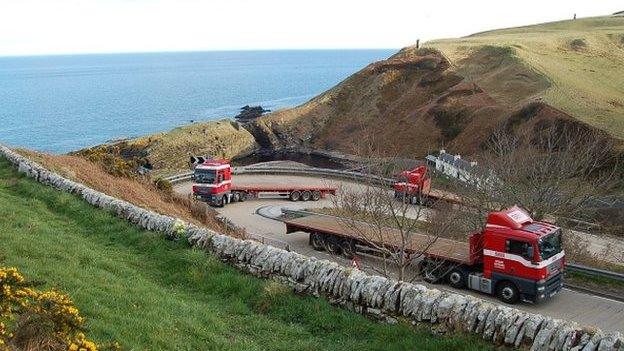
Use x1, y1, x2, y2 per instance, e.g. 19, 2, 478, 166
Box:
310, 232, 325, 251
311, 190, 321, 201
301, 190, 312, 201
289, 191, 301, 201
340, 239, 356, 259
419, 259, 444, 284
496, 281, 520, 304
448, 267, 467, 289
324, 235, 342, 255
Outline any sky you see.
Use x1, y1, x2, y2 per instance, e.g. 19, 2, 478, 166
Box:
0, 0, 622, 56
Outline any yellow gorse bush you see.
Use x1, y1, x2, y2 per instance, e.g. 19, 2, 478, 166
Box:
0, 267, 106, 351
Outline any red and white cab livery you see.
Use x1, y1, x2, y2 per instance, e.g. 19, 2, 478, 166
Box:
440, 206, 565, 303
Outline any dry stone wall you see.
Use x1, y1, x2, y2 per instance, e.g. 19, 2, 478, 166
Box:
0, 144, 621, 351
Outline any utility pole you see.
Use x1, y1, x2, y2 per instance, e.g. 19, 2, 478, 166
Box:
416, 39, 420, 49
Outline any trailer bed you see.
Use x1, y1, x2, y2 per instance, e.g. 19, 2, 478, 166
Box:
284, 214, 473, 264
427, 188, 462, 205
232, 185, 336, 193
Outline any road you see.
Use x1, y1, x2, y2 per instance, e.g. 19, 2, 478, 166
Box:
175, 174, 624, 333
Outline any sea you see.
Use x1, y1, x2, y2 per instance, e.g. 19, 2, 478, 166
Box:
0, 49, 395, 154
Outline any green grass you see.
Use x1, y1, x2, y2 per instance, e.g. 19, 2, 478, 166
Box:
0, 157, 491, 350
427, 16, 624, 138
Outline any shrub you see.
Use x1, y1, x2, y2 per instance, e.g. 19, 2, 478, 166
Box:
0, 267, 114, 351
169, 219, 186, 241
153, 177, 173, 195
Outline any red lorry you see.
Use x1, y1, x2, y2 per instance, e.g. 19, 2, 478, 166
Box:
393, 165, 461, 206
192, 160, 337, 207
284, 206, 565, 304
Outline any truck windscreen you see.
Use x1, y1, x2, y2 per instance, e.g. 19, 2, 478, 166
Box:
194, 169, 216, 184
538, 229, 562, 260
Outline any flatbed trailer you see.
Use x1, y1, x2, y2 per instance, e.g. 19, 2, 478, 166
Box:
284, 213, 478, 264
230, 185, 336, 201
283, 208, 566, 304
422, 188, 462, 206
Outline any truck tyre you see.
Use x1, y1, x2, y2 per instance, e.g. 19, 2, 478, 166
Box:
217, 196, 226, 208
232, 192, 240, 202
289, 191, 301, 201
238, 192, 246, 202
496, 281, 520, 304
310, 232, 325, 251
341, 239, 356, 259
448, 267, 467, 289
312, 190, 321, 201
324, 235, 342, 255
419, 259, 444, 284
301, 190, 312, 201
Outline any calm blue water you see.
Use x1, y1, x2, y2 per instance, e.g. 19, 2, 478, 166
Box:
0, 50, 394, 153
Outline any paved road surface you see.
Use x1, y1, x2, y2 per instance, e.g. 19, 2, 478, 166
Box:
175, 174, 624, 333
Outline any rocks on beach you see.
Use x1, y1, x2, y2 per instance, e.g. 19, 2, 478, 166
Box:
234, 105, 271, 121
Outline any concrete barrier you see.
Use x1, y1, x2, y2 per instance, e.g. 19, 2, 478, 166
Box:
1, 144, 621, 351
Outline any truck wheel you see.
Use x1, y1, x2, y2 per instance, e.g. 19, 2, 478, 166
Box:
312, 190, 321, 201
496, 281, 520, 304
410, 195, 420, 205
301, 190, 312, 201
448, 267, 467, 289
310, 232, 325, 251
238, 192, 246, 202
232, 192, 240, 202
217, 196, 226, 208
341, 239, 356, 259
289, 191, 301, 201
419, 259, 444, 284
324, 235, 342, 255
401, 194, 409, 204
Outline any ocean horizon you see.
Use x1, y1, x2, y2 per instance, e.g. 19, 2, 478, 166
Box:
0, 49, 395, 153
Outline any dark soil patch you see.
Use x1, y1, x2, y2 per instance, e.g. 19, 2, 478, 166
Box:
570, 38, 588, 51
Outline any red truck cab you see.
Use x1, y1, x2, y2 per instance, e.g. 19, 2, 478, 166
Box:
445, 206, 565, 303
192, 160, 232, 206
393, 165, 432, 204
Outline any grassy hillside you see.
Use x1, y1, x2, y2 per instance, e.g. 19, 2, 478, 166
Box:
0, 157, 489, 350
247, 15, 623, 159
78, 119, 258, 176
428, 16, 624, 138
